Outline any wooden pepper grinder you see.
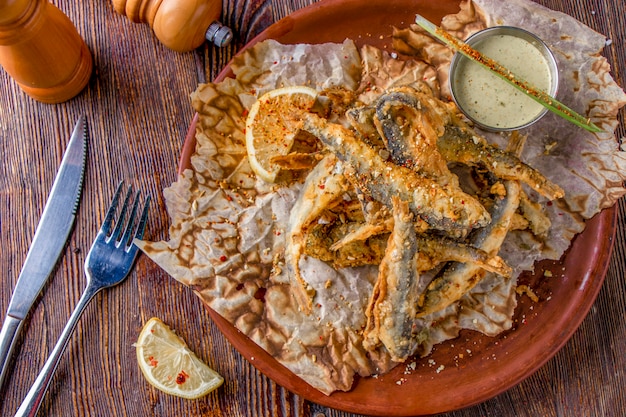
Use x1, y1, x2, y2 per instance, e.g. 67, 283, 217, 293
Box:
112, 0, 233, 52
0, 0, 93, 103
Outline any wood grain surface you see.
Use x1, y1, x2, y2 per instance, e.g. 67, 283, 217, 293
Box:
0, 0, 624, 416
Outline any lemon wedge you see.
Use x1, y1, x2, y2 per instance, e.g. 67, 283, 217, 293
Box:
135, 317, 224, 399
245, 85, 318, 183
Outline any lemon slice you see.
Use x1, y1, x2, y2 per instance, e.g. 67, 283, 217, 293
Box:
245, 85, 318, 182
135, 317, 224, 399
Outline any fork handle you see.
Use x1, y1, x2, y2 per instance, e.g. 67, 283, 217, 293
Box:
14, 283, 101, 417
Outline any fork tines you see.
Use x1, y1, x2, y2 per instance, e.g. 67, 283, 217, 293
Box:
102, 181, 151, 249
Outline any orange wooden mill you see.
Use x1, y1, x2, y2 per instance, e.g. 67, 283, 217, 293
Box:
112, 0, 233, 52
0, 0, 93, 103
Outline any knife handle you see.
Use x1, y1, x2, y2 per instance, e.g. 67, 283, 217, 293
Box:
0, 315, 23, 389
0, 0, 93, 103
111, 0, 232, 52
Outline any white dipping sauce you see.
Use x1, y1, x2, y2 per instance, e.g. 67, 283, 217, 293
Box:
452, 34, 553, 129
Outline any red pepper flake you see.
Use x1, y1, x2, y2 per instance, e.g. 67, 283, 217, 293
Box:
176, 370, 189, 385
253, 287, 267, 302
148, 356, 158, 367
319, 184, 325, 190
219, 255, 228, 262
242, 109, 249, 117
547, 201, 553, 206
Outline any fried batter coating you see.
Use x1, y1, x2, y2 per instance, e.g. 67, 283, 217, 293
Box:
300, 113, 491, 234
304, 219, 512, 277
363, 197, 423, 362
417, 180, 521, 317
437, 126, 564, 200
285, 153, 351, 313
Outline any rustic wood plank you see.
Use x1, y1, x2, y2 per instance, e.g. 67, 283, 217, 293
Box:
0, 0, 624, 416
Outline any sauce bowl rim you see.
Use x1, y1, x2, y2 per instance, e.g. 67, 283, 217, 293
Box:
448, 25, 559, 132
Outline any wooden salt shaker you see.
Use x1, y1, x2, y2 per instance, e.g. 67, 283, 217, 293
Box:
112, 0, 233, 52
0, 0, 93, 103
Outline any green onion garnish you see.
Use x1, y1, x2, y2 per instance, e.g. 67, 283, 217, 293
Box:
415, 14, 602, 133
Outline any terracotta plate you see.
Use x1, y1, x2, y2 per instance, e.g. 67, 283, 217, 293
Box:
179, 0, 617, 415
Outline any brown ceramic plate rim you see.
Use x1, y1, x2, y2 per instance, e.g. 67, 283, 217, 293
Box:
178, 0, 617, 415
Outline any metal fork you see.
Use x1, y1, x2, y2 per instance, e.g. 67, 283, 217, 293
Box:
14, 182, 150, 417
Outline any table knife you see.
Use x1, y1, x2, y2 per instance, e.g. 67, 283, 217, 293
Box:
0, 116, 88, 389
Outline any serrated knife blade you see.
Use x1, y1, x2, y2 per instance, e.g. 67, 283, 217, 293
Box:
0, 116, 88, 389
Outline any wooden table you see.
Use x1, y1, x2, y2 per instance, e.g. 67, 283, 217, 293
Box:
0, 0, 624, 416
